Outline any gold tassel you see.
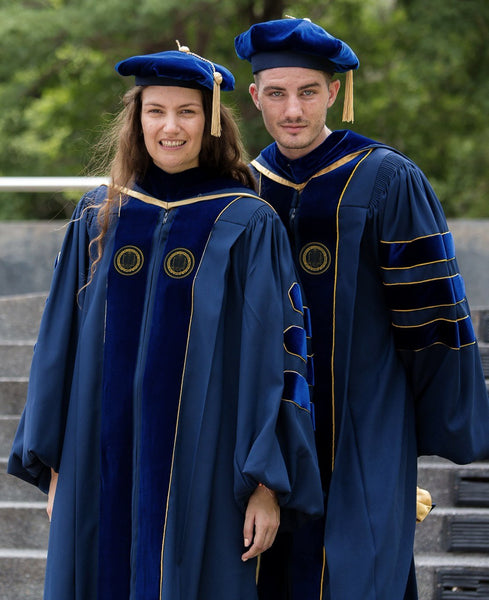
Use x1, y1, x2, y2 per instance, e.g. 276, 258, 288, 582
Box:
176, 40, 222, 137
211, 71, 223, 137
416, 486, 433, 523
342, 70, 354, 123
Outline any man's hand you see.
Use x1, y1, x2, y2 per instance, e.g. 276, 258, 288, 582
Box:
242, 484, 280, 562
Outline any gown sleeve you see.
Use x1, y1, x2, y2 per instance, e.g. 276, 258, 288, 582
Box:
7, 195, 94, 492
377, 153, 489, 463
232, 205, 323, 526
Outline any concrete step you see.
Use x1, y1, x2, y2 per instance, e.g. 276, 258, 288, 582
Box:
472, 309, 489, 344
0, 550, 46, 600
0, 502, 49, 550
0, 343, 33, 378
0, 377, 28, 415
0, 220, 64, 296
471, 310, 489, 384
415, 553, 489, 600
418, 457, 489, 508
0, 459, 45, 503
415, 506, 489, 555
0, 293, 45, 343
478, 342, 489, 382
0, 416, 19, 458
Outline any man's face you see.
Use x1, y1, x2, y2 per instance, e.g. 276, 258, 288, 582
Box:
249, 67, 340, 160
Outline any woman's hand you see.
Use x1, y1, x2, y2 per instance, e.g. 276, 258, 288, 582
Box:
241, 484, 280, 562
46, 469, 58, 521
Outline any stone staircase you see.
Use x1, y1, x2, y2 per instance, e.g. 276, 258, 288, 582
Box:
415, 308, 489, 599
0, 293, 488, 599
0, 294, 49, 600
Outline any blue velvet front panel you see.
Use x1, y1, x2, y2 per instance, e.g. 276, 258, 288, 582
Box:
255, 151, 366, 491
99, 199, 160, 600
134, 196, 233, 599
291, 159, 365, 486
98, 195, 235, 600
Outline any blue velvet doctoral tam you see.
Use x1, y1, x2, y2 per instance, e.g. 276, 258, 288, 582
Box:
250, 131, 489, 600
8, 167, 323, 600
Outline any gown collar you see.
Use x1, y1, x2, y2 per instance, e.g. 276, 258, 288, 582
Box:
137, 164, 225, 202
259, 129, 377, 184
111, 164, 257, 211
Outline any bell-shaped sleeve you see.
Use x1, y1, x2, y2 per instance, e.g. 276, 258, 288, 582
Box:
232, 206, 323, 526
377, 154, 489, 463
8, 196, 94, 493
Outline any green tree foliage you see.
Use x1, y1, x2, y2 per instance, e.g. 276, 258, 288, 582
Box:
0, 0, 488, 217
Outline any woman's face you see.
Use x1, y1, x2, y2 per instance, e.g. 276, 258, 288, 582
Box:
140, 85, 205, 174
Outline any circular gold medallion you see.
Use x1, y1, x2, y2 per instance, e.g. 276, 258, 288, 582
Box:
114, 245, 144, 276
164, 248, 195, 279
299, 242, 331, 275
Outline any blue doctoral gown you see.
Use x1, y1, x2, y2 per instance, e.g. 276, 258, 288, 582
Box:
8, 167, 323, 600
250, 131, 489, 600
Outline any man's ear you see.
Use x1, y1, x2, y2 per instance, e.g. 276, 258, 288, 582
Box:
328, 79, 341, 109
249, 83, 261, 111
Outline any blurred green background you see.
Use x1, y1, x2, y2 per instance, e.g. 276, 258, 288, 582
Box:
1, 0, 488, 219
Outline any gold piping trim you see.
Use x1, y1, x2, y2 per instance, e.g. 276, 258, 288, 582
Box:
250, 150, 367, 192
106, 183, 260, 210
282, 398, 311, 413
159, 197, 242, 596
382, 273, 459, 287
282, 344, 307, 363
380, 257, 456, 271
288, 282, 304, 315
391, 299, 466, 313
256, 554, 261, 584
412, 339, 476, 352
392, 315, 470, 329
284, 368, 306, 376
320, 546, 326, 600
331, 148, 374, 471
380, 231, 451, 244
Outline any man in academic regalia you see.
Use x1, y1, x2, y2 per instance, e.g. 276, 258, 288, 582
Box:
235, 17, 489, 600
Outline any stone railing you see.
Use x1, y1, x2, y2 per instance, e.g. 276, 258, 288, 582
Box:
0, 177, 109, 192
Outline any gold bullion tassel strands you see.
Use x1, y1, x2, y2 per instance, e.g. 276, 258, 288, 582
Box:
342, 70, 354, 123
176, 40, 222, 137
211, 70, 223, 137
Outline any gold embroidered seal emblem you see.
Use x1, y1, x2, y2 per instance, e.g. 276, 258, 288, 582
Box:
114, 245, 144, 276
164, 248, 195, 279
299, 242, 331, 275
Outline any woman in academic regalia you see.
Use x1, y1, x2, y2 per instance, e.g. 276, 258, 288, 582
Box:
8, 45, 323, 600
